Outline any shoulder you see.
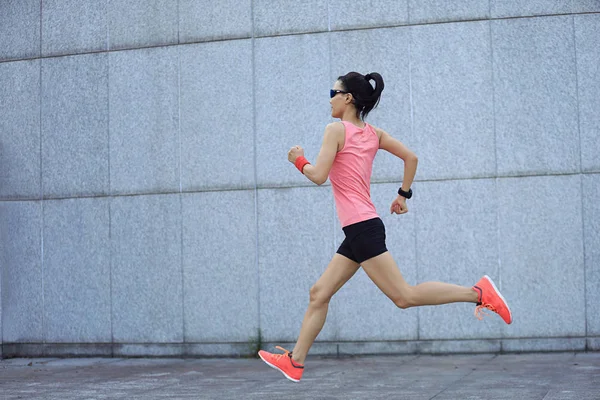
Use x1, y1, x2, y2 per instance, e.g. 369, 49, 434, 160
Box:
325, 121, 345, 134
324, 122, 345, 141
369, 124, 386, 141
323, 122, 346, 151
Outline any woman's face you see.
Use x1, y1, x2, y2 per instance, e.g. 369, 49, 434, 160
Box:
330, 80, 350, 119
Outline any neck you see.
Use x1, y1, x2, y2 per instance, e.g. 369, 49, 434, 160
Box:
340, 108, 364, 127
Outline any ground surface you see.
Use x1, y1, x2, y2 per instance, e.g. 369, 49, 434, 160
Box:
1, 352, 599, 399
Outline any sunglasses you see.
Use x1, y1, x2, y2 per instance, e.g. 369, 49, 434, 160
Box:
330, 89, 349, 98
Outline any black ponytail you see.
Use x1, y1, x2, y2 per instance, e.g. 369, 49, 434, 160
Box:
337, 71, 384, 120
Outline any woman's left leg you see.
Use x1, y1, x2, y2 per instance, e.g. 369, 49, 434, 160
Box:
258, 254, 359, 382
292, 253, 360, 364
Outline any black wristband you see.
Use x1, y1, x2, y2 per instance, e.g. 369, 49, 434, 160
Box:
397, 187, 412, 199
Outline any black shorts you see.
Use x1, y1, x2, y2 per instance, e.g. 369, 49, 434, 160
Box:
336, 217, 388, 264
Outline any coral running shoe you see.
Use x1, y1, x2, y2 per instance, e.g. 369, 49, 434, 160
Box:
472, 275, 513, 324
258, 346, 304, 382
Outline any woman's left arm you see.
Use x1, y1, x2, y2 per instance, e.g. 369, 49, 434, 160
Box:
288, 122, 343, 185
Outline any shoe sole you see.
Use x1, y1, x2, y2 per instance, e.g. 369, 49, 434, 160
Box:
483, 275, 513, 324
258, 352, 301, 383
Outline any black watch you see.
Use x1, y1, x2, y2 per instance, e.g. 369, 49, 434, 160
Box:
397, 187, 412, 199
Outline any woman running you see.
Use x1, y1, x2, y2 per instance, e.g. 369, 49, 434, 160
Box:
258, 72, 512, 382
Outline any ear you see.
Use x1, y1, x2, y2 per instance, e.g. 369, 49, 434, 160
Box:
345, 93, 353, 104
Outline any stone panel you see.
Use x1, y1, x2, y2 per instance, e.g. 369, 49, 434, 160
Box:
41, 53, 109, 198
0, 0, 40, 61
43, 198, 111, 342
0, 201, 43, 342
253, 0, 328, 37
573, 1, 600, 12
329, 0, 408, 30
498, 175, 585, 338
184, 343, 259, 357
0, 59, 40, 200
583, 174, 600, 335
502, 338, 586, 352
588, 338, 600, 351
179, 40, 254, 191
0, 246, 1, 354
109, 46, 179, 195
418, 339, 501, 354
111, 194, 183, 342
492, 16, 579, 175
490, 0, 572, 18
411, 21, 495, 180
42, 0, 107, 56
575, 15, 600, 172
179, 0, 252, 42
409, 0, 489, 24
108, 0, 178, 50
114, 344, 183, 358
182, 190, 258, 342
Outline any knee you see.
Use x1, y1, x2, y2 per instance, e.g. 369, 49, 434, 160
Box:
309, 285, 331, 307
393, 288, 415, 309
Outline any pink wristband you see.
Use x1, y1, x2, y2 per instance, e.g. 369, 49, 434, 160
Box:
294, 156, 310, 174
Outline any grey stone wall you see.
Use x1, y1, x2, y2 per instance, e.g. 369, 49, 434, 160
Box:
0, 1, 599, 357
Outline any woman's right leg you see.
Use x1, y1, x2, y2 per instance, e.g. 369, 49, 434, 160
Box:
360, 252, 478, 308
360, 251, 512, 323
291, 253, 360, 364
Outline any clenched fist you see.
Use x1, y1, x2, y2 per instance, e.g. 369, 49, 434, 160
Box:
390, 196, 408, 215
288, 145, 304, 163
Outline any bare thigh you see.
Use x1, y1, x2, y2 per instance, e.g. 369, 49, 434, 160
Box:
311, 253, 361, 300
360, 251, 410, 303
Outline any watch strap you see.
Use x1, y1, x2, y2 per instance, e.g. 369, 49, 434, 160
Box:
398, 187, 413, 199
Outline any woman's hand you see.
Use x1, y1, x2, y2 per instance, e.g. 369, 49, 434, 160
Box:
288, 145, 304, 163
390, 196, 408, 215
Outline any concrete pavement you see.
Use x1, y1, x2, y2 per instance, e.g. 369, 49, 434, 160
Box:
1, 352, 599, 399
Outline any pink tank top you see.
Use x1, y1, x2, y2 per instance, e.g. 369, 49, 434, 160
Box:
329, 121, 380, 227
